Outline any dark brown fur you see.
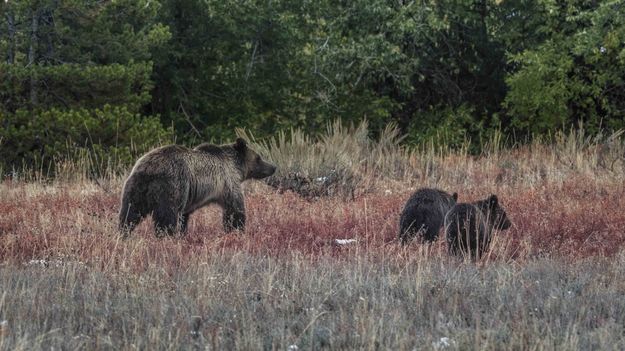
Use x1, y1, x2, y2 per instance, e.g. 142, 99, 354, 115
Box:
118, 138, 276, 237
444, 195, 512, 259
399, 188, 458, 245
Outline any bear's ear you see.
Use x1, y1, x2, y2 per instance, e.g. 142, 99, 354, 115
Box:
488, 194, 498, 208
452, 192, 458, 202
234, 138, 247, 152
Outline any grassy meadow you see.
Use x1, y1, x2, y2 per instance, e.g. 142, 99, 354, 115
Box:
1, 126, 625, 350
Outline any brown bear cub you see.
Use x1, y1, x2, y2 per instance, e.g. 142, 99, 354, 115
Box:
399, 188, 458, 245
118, 138, 276, 237
444, 195, 511, 259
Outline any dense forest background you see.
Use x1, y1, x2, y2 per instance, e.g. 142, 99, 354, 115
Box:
0, 0, 624, 170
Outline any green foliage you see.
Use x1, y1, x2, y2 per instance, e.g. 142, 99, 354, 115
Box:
2, 0, 625, 175
152, 0, 511, 144
150, 0, 623, 146
0, 106, 172, 174
505, 0, 625, 135
0, 0, 170, 66
405, 104, 478, 150
0, 0, 171, 176
0, 62, 154, 112
505, 43, 574, 133
151, 0, 321, 142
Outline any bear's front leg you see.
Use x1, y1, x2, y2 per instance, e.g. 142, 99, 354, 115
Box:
222, 191, 246, 233
153, 207, 178, 237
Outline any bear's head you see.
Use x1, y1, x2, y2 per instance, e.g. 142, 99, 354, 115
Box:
234, 138, 277, 180
481, 194, 512, 230
450, 192, 458, 204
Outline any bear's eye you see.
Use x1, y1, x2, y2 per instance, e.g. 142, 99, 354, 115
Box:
255, 155, 261, 162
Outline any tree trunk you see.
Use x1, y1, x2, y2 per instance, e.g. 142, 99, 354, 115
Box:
42, 0, 58, 64
6, 11, 16, 64
29, 8, 40, 107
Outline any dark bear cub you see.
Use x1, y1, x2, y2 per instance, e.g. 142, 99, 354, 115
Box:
399, 188, 458, 245
119, 138, 276, 237
444, 194, 512, 259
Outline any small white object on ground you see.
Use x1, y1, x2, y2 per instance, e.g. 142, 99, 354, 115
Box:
432, 337, 454, 349
315, 177, 328, 183
334, 239, 357, 245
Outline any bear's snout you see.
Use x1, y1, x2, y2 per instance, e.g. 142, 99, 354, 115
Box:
262, 162, 277, 177
250, 161, 276, 179
499, 217, 512, 230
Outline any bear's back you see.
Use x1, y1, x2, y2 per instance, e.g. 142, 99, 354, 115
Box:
445, 203, 488, 236
446, 203, 479, 221
129, 145, 193, 177
404, 188, 454, 213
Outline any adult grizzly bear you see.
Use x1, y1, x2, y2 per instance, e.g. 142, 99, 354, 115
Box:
118, 138, 276, 237
444, 194, 511, 259
399, 188, 458, 245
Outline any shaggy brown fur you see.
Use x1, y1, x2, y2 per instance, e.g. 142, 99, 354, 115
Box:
119, 138, 276, 237
444, 195, 512, 259
399, 188, 458, 245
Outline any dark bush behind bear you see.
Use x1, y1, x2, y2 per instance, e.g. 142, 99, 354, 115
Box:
118, 138, 276, 237
444, 194, 512, 259
399, 188, 458, 245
